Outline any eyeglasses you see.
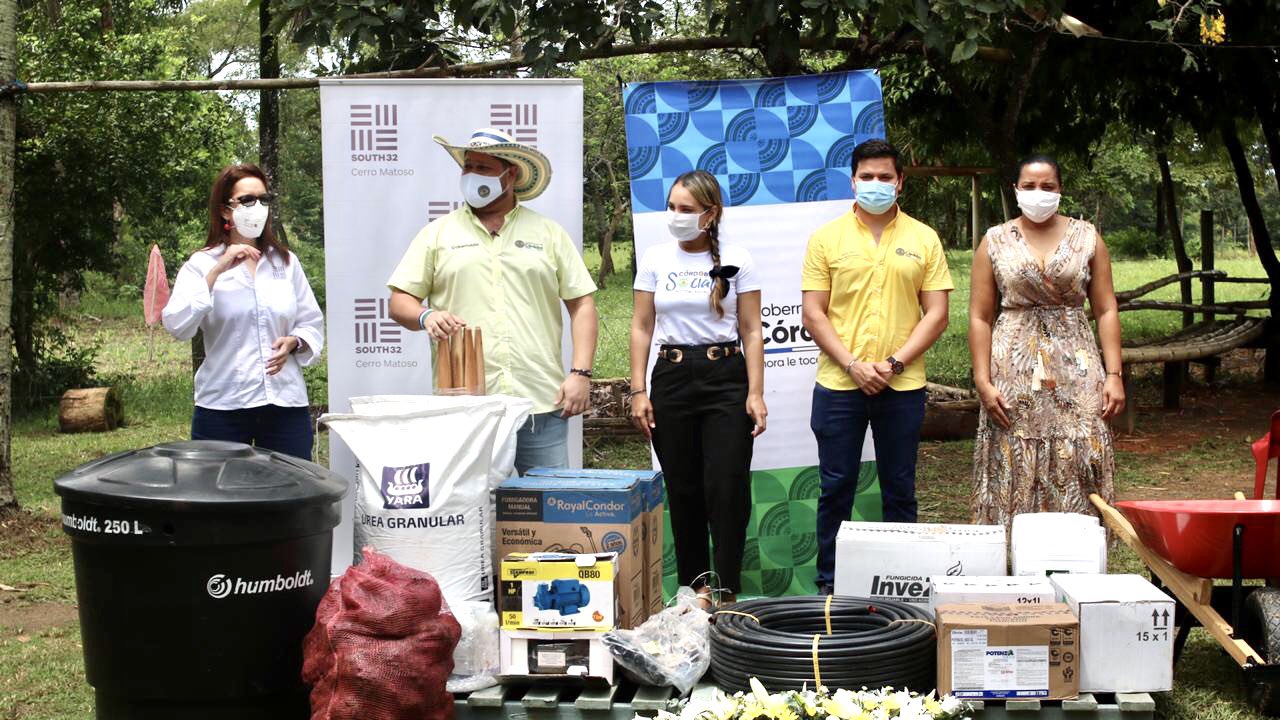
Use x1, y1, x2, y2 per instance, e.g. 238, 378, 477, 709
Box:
227, 193, 275, 207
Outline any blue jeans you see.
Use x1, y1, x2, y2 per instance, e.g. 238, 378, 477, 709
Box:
514, 411, 569, 475
810, 384, 927, 587
191, 404, 314, 461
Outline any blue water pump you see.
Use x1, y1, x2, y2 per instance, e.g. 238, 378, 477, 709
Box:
533, 579, 591, 616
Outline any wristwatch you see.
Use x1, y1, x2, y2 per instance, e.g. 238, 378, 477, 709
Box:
570, 368, 593, 379
886, 356, 905, 375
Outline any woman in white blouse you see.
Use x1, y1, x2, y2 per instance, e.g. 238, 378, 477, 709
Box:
163, 164, 325, 459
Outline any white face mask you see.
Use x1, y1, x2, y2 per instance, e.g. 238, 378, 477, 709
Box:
460, 172, 506, 208
231, 202, 270, 239
666, 209, 709, 242
1016, 189, 1061, 223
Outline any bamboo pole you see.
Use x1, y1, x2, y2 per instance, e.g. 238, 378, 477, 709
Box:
435, 335, 454, 390
474, 328, 485, 395
450, 329, 465, 388
464, 329, 479, 394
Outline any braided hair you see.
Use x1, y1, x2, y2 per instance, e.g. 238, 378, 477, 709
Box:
671, 170, 728, 318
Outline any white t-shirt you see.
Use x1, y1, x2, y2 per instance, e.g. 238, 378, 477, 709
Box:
634, 243, 761, 345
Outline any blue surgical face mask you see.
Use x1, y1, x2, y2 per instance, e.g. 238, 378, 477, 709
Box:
854, 180, 898, 215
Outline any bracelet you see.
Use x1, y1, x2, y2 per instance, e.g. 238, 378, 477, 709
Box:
629, 388, 646, 396
570, 368, 593, 379
418, 308, 433, 330
1106, 371, 1122, 377
844, 357, 857, 373
290, 336, 304, 354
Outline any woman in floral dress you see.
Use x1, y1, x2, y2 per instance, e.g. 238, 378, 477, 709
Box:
969, 155, 1125, 527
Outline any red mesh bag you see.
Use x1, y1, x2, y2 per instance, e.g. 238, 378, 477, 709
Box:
303, 547, 463, 720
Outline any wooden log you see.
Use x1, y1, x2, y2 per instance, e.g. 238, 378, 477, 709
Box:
58, 387, 122, 433
1119, 300, 1268, 313
436, 336, 454, 389
1115, 269, 1225, 303
921, 399, 980, 441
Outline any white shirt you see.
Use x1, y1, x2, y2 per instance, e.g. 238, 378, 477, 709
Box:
634, 243, 761, 345
162, 245, 325, 410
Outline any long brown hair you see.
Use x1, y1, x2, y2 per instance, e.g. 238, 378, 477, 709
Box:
204, 163, 289, 263
670, 170, 727, 318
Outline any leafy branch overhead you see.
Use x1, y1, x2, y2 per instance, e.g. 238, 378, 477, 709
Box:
275, 0, 1084, 74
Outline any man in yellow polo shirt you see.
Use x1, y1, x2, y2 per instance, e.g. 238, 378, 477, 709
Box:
801, 139, 953, 593
387, 128, 599, 473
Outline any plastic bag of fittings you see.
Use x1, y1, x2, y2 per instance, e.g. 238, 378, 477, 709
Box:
445, 600, 501, 693
601, 589, 711, 695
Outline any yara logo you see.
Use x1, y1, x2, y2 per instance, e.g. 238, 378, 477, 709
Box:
380, 463, 430, 510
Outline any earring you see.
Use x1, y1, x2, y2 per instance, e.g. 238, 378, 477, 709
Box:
223, 222, 232, 231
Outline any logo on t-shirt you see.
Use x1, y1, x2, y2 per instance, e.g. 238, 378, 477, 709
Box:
514, 240, 545, 251
664, 270, 714, 293
895, 247, 923, 261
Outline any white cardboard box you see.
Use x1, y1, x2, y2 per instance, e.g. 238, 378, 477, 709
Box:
1050, 573, 1175, 693
834, 522, 1006, 605
1012, 513, 1107, 576
930, 576, 1056, 612
499, 629, 613, 684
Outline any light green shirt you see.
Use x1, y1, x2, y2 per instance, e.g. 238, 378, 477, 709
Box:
387, 204, 597, 413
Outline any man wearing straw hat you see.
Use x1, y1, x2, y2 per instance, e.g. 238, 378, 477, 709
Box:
387, 128, 598, 473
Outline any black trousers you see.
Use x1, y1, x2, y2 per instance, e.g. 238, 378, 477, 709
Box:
650, 350, 754, 593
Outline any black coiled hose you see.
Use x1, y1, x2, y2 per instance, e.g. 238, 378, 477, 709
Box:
709, 595, 937, 693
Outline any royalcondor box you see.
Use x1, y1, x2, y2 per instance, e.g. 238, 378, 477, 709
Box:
524, 468, 665, 614
496, 476, 646, 628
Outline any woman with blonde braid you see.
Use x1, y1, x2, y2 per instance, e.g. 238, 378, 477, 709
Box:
629, 170, 767, 606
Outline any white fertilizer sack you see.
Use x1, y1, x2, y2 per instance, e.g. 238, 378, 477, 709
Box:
321, 396, 531, 603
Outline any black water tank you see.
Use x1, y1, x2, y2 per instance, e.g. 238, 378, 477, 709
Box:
54, 440, 347, 719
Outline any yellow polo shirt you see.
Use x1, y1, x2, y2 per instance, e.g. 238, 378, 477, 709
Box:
801, 206, 953, 392
387, 204, 597, 413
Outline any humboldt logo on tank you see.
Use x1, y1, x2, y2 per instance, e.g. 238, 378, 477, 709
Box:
205, 570, 314, 599
380, 463, 431, 509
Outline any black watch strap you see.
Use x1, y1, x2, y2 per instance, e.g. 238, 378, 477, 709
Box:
887, 356, 905, 375
570, 368, 593, 378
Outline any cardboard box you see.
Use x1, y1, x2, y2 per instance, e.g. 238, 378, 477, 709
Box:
500, 552, 619, 630
521, 468, 666, 618
834, 522, 1007, 604
937, 603, 1079, 701
499, 629, 613, 684
930, 576, 1056, 612
496, 476, 646, 627
1050, 573, 1175, 693
1012, 513, 1107, 576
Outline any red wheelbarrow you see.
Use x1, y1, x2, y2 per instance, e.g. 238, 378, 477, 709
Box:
1093, 492, 1280, 714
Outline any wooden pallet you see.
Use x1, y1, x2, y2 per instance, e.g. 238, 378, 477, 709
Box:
454, 682, 1155, 719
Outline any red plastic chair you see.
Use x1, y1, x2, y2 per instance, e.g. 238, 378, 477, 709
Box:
1252, 410, 1280, 499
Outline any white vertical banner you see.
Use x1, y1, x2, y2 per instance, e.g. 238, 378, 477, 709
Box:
320, 79, 585, 575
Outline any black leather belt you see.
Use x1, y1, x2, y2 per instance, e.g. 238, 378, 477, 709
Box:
657, 342, 741, 363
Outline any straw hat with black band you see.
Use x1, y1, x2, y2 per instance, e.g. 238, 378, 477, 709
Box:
433, 128, 552, 201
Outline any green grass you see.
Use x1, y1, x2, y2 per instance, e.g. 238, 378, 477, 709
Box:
0, 625, 94, 720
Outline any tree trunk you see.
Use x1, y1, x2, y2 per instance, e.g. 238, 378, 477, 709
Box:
1220, 116, 1280, 382
1157, 151, 1194, 328
597, 156, 626, 287
258, 0, 280, 196
0, 0, 16, 510
1155, 183, 1165, 242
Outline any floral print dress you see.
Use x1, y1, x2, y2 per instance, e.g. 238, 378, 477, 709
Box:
971, 218, 1115, 527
